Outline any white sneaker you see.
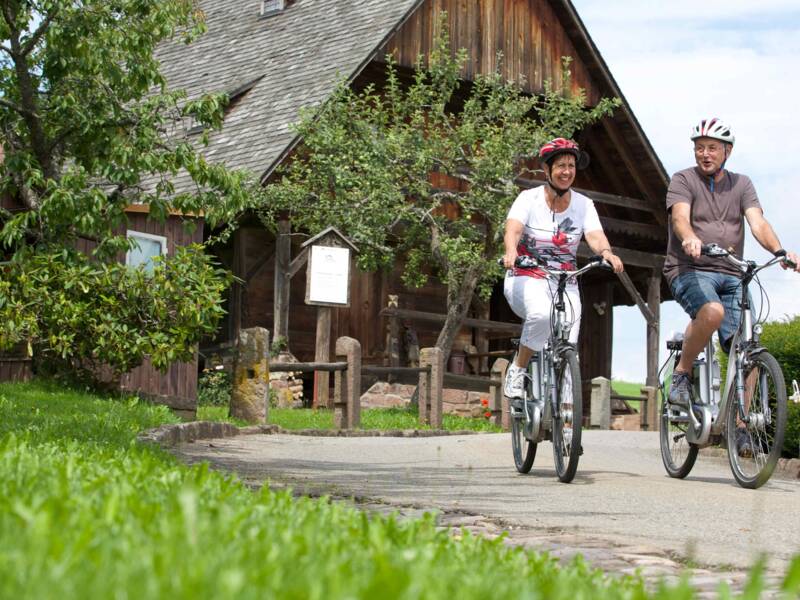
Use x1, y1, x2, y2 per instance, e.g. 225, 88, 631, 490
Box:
504, 364, 526, 398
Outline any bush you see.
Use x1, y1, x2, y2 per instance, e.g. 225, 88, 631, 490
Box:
760, 317, 800, 457
197, 368, 232, 407
0, 246, 232, 382
715, 317, 800, 457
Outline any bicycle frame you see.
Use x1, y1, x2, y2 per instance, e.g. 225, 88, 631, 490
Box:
519, 258, 607, 441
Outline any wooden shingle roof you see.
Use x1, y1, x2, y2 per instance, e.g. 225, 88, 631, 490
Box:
155, 0, 424, 191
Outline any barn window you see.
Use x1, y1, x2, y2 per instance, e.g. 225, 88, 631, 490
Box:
260, 0, 286, 17
126, 230, 168, 274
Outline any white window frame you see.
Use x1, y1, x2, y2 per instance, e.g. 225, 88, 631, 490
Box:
260, 0, 286, 17
126, 230, 168, 271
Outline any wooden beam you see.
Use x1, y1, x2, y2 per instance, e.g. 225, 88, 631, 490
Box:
516, 177, 654, 213
380, 307, 522, 335
646, 271, 662, 388
616, 271, 655, 324
577, 242, 664, 270
600, 216, 665, 241
288, 246, 309, 278
273, 219, 290, 341
601, 119, 667, 227
230, 228, 245, 340
580, 135, 637, 203
244, 241, 276, 283
313, 306, 332, 408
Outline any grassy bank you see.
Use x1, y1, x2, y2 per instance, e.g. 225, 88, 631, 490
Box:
198, 405, 503, 432
0, 380, 797, 599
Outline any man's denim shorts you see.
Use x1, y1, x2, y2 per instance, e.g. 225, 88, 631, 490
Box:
670, 270, 748, 354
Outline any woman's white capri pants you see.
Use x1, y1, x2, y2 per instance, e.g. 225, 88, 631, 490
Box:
503, 274, 582, 351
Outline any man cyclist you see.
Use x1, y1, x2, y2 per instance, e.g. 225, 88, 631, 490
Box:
665, 118, 800, 452
503, 138, 623, 399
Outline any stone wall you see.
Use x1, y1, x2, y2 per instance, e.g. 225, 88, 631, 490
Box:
361, 381, 490, 418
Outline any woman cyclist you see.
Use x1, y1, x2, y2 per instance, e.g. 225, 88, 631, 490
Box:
502, 138, 624, 398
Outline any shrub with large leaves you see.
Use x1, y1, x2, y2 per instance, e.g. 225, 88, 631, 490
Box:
0, 246, 231, 377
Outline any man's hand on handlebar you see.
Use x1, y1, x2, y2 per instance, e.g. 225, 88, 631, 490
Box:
778, 249, 800, 272
681, 236, 703, 259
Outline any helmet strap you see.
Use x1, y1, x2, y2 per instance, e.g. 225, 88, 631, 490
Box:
544, 163, 570, 198
548, 180, 570, 197
709, 147, 730, 193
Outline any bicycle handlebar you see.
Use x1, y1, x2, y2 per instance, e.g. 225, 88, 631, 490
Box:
700, 243, 797, 271
498, 254, 612, 278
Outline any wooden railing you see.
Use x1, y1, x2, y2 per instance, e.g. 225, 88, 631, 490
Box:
221, 328, 511, 430
589, 377, 658, 431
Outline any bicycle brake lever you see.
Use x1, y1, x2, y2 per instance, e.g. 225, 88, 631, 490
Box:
701, 243, 728, 257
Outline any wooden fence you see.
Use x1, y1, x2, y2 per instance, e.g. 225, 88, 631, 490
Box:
589, 377, 658, 431
267, 335, 506, 429
0, 356, 32, 383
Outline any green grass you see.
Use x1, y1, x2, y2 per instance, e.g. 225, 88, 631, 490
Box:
611, 380, 644, 398
197, 405, 503, 432
1, 380, 798, 599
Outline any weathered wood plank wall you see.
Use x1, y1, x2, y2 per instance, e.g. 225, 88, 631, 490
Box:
382, 0, 599, 103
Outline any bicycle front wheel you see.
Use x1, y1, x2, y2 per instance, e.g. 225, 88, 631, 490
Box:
552, 349, 582, 483
659, 388, 699, 479
725, 352, 787, 489
511, 398, 536, 473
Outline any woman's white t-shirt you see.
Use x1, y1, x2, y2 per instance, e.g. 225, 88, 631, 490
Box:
506, 186, 602, 279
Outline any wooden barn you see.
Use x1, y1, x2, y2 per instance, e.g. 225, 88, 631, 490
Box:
3, 0, 671, 414
148, 0, 670, 409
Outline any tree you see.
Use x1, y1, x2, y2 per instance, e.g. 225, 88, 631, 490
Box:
0, 0, 259, 377
261, 23, 619, 359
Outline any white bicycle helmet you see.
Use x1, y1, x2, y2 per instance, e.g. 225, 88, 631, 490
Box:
690, 118, 735, 145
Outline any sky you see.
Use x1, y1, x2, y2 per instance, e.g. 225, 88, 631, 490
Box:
571, 0, 800, 383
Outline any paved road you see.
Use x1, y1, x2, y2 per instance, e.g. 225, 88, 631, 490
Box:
176, 430, 800, 572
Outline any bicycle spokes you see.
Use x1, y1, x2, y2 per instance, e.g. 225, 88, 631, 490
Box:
726, 352, 787, 489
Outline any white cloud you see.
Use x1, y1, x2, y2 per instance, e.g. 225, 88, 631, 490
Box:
570, 1, 800, 381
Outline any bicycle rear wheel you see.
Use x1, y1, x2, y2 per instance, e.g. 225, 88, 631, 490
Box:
552, 349, 582, 483
659, 389, 699, 478
725, 352, 787, 489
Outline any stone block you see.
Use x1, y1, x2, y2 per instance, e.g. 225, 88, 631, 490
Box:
231, 327, 269, 424
442, 388, 469, 404
610, 413, 641, 431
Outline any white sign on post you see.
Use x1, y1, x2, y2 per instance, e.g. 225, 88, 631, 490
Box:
307, 245, 350, 305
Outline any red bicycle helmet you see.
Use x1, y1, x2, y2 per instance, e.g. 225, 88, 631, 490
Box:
538, 138, 590, 169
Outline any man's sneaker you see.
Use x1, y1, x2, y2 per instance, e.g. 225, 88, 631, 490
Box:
735, 428, 753, 458
668, 371, 693, 408
504, 363, 526, 399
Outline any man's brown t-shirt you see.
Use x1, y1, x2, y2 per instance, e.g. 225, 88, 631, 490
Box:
663, 167, 762, 285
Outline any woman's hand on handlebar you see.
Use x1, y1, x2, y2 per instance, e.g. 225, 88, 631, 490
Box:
604, 252, 624, 274
502, 249, 518, 269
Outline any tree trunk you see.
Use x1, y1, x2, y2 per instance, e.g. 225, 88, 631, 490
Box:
435, 267, 480, 361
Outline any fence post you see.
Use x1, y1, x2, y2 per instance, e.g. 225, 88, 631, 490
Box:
490, 358, 509, 430
419, 347, 443, 428
231, 327, 270, 424
334, 336, 361, 429
641, 385, 659, 431
590, 376, 611, 429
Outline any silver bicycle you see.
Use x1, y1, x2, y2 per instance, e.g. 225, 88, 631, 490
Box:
660, 244, 794, 489
504, 254, 611, 483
